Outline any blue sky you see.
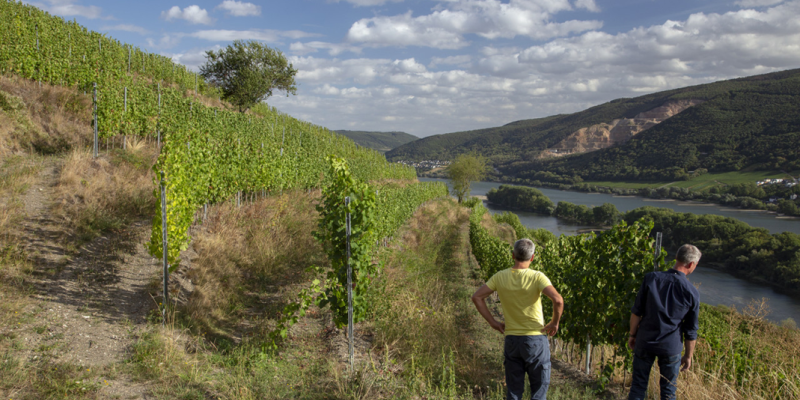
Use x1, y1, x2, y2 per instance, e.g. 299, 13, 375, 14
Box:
25, 0, 800, 137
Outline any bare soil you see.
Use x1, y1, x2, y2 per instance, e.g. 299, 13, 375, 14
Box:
6, 157, 159, 398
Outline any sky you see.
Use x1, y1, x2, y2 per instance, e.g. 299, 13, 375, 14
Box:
24, 0, 800, 137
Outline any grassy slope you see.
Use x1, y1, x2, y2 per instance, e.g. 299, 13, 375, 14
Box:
121, 197, 602, 399
335, 130, 418, 152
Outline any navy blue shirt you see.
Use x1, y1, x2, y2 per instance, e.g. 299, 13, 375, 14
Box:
631, 269, 699, 356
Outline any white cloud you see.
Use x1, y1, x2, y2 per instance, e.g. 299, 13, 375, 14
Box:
101, 24, 149, 35
26, 0, 106, 19
165, 46, 221, 71
345, 0, 603, 48
290, 41, 362, 56
429, 55, 472, 69
574, 0, 600, 12
515, 2, 800, 78
735, 0, 785, 6
216, 0, 261, 16
314, 84, 341, 95
161, 5, 213, 25
146, 34, 183, 49
192, 29, 319, 42
267, 1, 800, 137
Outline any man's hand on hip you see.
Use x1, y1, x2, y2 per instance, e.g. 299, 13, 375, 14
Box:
543, 321, 559, 336
490, 320, 505, 334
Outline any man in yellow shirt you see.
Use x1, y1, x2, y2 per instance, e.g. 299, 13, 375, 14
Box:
472, 239, 564, 400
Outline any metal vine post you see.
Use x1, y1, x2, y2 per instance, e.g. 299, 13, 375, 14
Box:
160, 171, 169, 325
345, 196, 354, 371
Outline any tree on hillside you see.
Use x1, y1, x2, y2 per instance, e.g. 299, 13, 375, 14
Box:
447, 153, 488, 203
200, 40, 297, 112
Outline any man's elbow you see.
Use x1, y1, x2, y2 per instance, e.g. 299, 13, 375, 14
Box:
470, 293, 482, 304
551, 295, 564, 307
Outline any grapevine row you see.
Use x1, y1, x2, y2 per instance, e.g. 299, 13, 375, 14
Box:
468, 202, 666, 362
269, 158, 447, 344
0, 0, 215, 97
146, 94, 418, 265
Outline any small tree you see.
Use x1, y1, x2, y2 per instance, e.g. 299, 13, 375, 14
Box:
447, 153, 488, 203
200, 40, 297, 112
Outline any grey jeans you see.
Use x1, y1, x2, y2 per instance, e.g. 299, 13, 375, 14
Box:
504, 335, 551, 400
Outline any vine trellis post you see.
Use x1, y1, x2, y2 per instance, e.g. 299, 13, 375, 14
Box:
654, 232, 663, 271
585, 335, 592, 375
92, 82, 98, 158
160, 171, 169, 325
123, 86, 127, 150
345, 196, 354, 371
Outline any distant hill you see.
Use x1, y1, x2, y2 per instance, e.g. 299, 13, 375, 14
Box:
335, 130, 418, 153
387, 68, 800, 184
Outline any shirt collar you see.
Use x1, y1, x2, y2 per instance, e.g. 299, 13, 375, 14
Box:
668, 269, 686, 277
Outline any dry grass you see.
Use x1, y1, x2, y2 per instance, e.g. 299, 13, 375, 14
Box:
481, 210, 515, 242
0, 74, 92, 156
0, 155, 41, 332
183, 190, 325, 338
371, 199, 508, 396
52, 145, 156, 243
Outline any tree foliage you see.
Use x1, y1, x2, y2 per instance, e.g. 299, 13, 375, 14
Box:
200, 40, 297, 112
486, 185, 555, 215
447, 153, 487, 203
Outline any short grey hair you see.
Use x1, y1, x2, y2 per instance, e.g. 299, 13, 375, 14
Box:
676, 244, 702, 264
513, 239, 536, 262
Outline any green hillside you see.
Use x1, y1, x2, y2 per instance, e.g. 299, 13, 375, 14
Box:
387, 69, 800, 184
335, 130, 418, 152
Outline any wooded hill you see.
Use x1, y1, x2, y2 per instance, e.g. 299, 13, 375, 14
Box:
386, 69, 800, 184
335, 130, 417, 152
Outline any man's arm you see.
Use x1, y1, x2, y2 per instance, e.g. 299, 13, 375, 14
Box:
628, 313, 642, 349
681, 340, 696, 371
541, 285, 564, 336
680, 295, 700, 371
471, 284, 504, 334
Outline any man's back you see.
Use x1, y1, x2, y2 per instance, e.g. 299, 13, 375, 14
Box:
487, 268, 551, 336
632, 269, 700, 355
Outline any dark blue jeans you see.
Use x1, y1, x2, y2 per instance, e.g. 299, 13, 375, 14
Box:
628, 348, 681, 400
504, 335, 551, 400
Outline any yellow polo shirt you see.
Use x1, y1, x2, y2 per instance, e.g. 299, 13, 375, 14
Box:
486, 268, 552, 336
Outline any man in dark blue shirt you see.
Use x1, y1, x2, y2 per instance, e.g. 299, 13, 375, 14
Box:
628, 244, 701, 400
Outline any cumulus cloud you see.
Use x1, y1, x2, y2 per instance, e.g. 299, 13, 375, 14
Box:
574, 0, 600, 12
515, 3, 800, 79
265, 1, 800, 137
290, 41, 362, 56
429, 55, 472, 69
165, 46, 222, 71
26, 0, 106, 19
146, 34, 183, 49
345, 0, 603, 48
216, 0, 261, 16
101, 24, 149, 35
162, 5, 213, 25
191, 29, 319, 42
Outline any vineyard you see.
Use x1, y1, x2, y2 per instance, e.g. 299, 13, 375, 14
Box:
269, 157, 448, 344
469, 202, 667, 387
0, 0, 428, 267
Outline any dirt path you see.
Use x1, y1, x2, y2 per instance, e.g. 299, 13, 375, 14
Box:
10, 157, 158, 397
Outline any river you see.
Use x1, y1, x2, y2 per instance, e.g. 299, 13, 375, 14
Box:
420, 178, 800, 324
